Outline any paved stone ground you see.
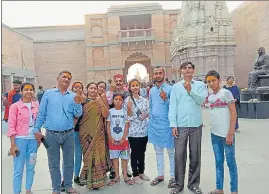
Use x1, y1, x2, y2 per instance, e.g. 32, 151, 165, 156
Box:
2, 109, 269, 194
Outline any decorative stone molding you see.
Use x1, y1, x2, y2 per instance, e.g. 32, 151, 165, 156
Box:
171, 1, 236, 81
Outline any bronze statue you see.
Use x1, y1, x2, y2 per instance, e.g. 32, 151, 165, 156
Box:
248, 47, 269, 89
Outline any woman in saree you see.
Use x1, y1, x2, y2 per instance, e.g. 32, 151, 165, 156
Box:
79, 82, 110, 189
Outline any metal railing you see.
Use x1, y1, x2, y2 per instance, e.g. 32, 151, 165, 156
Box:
118, 28, 155, 39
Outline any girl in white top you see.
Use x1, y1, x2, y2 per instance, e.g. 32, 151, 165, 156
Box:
123, 79, 150, 184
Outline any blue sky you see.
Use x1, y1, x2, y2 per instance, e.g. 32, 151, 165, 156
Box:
2, 1, 244, 27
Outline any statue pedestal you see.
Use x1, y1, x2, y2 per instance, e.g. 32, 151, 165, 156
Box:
239, 87, 269, 119
238, 101, 269, 119
241, 88, 269, 101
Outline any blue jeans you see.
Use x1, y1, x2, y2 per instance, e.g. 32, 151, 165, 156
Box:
154, 145, 175, 178
211, 133, 238, 192
13, 138, 38, 194
45, 130, 74, 193
74, 131, 82, 177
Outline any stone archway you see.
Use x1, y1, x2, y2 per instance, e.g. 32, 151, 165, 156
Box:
123, 52, 152, 83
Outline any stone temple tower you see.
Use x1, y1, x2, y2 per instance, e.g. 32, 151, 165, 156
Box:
170, 1, 236, 81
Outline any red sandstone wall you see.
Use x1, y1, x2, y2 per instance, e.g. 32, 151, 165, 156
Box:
34, 41, 87, 90
231, 1, 269, 88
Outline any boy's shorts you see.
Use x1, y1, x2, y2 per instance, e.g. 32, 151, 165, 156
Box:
109, 149, 130, 160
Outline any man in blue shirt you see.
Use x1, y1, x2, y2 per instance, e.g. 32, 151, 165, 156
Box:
140, 82, 148, 98
148, 66, 176, 188
34, 70, 82, 194
168, 61, 207, 194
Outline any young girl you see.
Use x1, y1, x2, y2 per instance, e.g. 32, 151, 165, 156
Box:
124, 79, 150, 184
107, 93, 134, 186
7, 82, 39, 194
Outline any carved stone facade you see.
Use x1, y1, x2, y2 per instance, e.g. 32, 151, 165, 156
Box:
3, 2, 269, 90
171, 1, 236, 82
12, 3, 179, 89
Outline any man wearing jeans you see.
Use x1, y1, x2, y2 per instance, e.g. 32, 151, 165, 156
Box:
34, 70, 82, 194
168, 61, 207, 194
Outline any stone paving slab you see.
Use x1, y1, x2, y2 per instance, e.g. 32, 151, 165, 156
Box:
2, 109, 269, 194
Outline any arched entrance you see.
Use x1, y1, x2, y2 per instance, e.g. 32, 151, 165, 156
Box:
123, 52, 153, 83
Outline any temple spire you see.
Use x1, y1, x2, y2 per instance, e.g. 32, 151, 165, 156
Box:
171, 1, 236, 81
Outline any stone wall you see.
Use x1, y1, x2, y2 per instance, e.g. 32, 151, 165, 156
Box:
231, 1, 269, 88
33, 41, 86, 90
2, 24, 35, 73
2, 24, 36, 93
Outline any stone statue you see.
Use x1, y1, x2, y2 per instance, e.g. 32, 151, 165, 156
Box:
248, 47, 269, 89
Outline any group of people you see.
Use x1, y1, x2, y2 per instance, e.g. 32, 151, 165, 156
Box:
4, 61, 240, 194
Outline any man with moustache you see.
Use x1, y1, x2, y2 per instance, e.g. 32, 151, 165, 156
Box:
33, 70, 83, 194
114, 74, 130, 99
148, 66, 176, 188
109, 74, 132, 179
2, 80, 22, 122
168, 62, 207, 194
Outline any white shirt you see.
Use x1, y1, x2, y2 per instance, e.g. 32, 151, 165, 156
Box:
208, 88, 234, 137
16, 102, 35, 139
123, 96, 149, 137
107, 108, 128, 141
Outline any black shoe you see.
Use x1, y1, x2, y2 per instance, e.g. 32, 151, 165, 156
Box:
74, 176, 84, 186
74, 177, 80, 184
127, 169, 132, 178
109, 171, 116, 179
60, 181, 65, 192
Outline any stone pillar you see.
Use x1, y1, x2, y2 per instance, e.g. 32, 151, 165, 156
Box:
24, 76, 27, 82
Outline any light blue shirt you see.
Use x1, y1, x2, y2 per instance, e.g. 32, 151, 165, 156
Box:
140, 88, 147, 98
34, 88, 82, 132
168, 80, 207, 128
148, 82, 174, 148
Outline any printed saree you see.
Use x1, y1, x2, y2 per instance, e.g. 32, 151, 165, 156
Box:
79, 100, 110, 189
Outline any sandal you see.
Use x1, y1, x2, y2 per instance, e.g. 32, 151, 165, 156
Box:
208, 190, 224, 194
66, 188, 80, 194
107, 179, 120, 186
168, 179, 177, 188
150, 177, 164, 186
188, 186, 203, 194
124, 178, 135, 185
170, 186, 183, 194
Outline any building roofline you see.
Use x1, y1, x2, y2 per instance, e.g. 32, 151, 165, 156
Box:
230, 1, 251, 14
2, 23, 33, 40
14, 24, 84, 29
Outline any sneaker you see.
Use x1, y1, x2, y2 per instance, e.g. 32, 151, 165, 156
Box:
133, 176, 143, 184
60, 181, 65, 192
139, 174, 150, 181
